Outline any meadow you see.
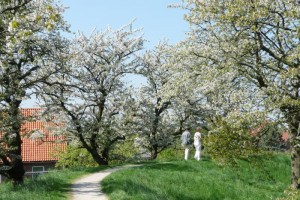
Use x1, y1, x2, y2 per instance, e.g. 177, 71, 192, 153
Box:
0, 151, 292, 200
102, 152, 291, 200
0, 166, 108, 200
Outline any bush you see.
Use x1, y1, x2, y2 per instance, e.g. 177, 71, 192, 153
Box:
204, 116, 263, 165
277, 187, 300, 200
55, 145, 98, 168
109, 136, 140, 164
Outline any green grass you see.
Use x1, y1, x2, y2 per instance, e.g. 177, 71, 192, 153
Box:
0, 166, 108, 200
0, 151, 291, 200
101, 153, 291, 200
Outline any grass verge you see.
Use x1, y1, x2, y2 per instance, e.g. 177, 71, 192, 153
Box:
101, 153, 291, 200
0, 166, 108, 200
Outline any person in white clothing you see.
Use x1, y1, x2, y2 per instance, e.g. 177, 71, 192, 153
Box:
194, 127, 202, 161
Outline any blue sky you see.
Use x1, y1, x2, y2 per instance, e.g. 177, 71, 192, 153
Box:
60, 0, 189, 48
22, 1, 188, 107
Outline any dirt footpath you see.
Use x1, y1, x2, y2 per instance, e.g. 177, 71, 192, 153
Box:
70, 165, 140, 200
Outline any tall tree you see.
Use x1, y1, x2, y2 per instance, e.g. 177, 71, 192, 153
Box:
133, 42, 208, 159
0, 0, 68, 184
41, 24, 143, 165
133, 43, 174, 159
179, 0, 300, 189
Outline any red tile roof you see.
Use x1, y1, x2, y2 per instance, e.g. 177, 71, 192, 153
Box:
20, 108, 67, 162
21, 108, 42, 118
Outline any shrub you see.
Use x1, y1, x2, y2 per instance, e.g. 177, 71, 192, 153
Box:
109, 136, 140, 164
55, 145, 98, 168
204, 116, 262, 165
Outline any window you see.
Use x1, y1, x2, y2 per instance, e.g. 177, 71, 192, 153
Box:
32, 166, 45, 178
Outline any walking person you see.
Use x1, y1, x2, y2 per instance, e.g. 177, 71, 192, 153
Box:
194, 127, 202, 161
181, 128, 191, 160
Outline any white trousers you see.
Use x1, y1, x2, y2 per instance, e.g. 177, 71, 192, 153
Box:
194, 144, 201, 160
184, 146, 190, 160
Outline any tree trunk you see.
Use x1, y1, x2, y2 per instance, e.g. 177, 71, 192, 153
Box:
149, 111, 159, 160
74, 123, 108, 165
90, 148, 108, 165
6, 103, 25, 185
289, 114, 300, 189
8, 159, 25, 186
291, 143, 300, 189
150, 145, 158, 160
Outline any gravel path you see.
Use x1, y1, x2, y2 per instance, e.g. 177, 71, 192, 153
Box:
70, 165, 140, 200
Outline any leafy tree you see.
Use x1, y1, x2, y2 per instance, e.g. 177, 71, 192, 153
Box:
179, 0, 300, 189
41, 24, 143, 165
0, 0, 68, 184
131, 42, 208, 159
133, 42, 174, 159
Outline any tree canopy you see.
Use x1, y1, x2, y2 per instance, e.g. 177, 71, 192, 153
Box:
40, 24, 144, 165
0, 0, 68, 184
173, 0, 300, 189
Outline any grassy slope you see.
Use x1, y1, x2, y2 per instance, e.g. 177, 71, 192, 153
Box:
0, 152, 291, 200
101, 154, 291, 200
0, 166, 108, 200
